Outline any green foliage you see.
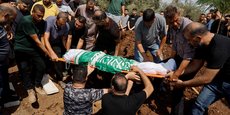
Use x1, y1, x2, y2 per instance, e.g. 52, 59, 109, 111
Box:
96, 0, 160, 12
197, 0, 230, 14
173, 2, 205, 21
96, 0, 204, 21
96, 0, 109, 11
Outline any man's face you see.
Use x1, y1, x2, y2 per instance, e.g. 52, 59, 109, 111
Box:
86, 1, 95, 11
32, 10, 44, 23
0, 10, 16, 25
56, 18, 67, 28
225, 16, 230, 24
75, 19, 84, 29
56, 0, 63, 6
199, 14, 206, 21
132, 10, 137, 16
18, 2, 29, 12
43, 0, 51, 7
124, 10, 128, 15
167, 13, 181, 29
206, 13, 212, 21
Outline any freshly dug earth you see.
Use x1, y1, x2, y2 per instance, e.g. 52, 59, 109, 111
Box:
2, 30, 230, 115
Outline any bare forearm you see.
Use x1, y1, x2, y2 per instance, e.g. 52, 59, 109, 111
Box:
182, 75, 210, 87
136, 42, 147, 58
182, 68, 218, 87
183, 59, 204, 75
45, 40, 55, 55
159, 36, 166, 50
66, 37, 72, 50
139, 70, 153, 97
114, 42, 120, 56
125, 80, 134, 95
121, 6, 125, 15
76, 39, 84, 49
174, 59, 190, 78
37, 43, 50, 56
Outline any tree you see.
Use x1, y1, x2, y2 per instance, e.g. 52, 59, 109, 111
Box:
197, 0, 230, 32
197, 0, 230, 14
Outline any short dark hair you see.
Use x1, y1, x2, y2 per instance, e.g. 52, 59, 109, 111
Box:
86, 0, 95, 3
213, 9, 219, 13
72, 65, 88, 83
200, 13, 205, 16
18, 0, 31, 5
32, 4, 45, 13
209, 9, 214, 13
164, 5, 178, 20
111, 73, 127, 93
76, 15, 86, 24
132, 8, 137, 11
143, 9, 155, 22
57, 12, 68, 20
92, 10, 107, 21
225, 14, 230, 18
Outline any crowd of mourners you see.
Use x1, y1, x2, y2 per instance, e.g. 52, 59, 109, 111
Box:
0, 0, 230, 115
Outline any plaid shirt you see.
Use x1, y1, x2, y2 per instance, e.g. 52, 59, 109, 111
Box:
64, 83, 103, 115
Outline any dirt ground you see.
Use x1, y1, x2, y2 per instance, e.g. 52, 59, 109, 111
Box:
2, 30, 230, 115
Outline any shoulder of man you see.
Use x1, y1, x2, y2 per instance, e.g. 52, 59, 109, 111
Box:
181, 17, 192, 30
77, 4, 86, 10
135, 16, 143, 27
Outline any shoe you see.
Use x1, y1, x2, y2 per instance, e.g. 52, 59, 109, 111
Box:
35, 86, 46, 95
27, 89, 36, 103
3, 95, 20, 108
58, 81, 66, 89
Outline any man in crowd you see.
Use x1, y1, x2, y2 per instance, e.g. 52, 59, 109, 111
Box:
198, 13, 207, 24
210, 9, 227, 36
171, 22, 230, 115
92, 10, 121, 56
102, 66, 154, 115
14, 4, 50, 103
44, 12, 69, 88
107, 0, 125, 24
64, 65, 109, 114
134, 9, 167, 63
164, 5, 203, 115
119, 8, 129, 31
206, 12, 214, 31
31, 0, 59, 19
127, 8, 139, 31
0, 3, 19, 108
66, 15, 87, 50
13, 0, 31, 34
75, 0, 99, 50
56, 0, 75, 18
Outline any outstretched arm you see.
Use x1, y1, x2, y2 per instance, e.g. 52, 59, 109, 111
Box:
44, 32, 58, 61
124, 72, 140, 95
171, 67, 219, 88
131, 66, 154, 98
30, 34, 50, 57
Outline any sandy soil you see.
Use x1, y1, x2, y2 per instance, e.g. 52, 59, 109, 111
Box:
2, 30, 230, 115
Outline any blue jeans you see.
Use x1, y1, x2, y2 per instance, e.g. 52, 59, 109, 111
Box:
192, 81, 230, 115
134, 43, 161, 63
